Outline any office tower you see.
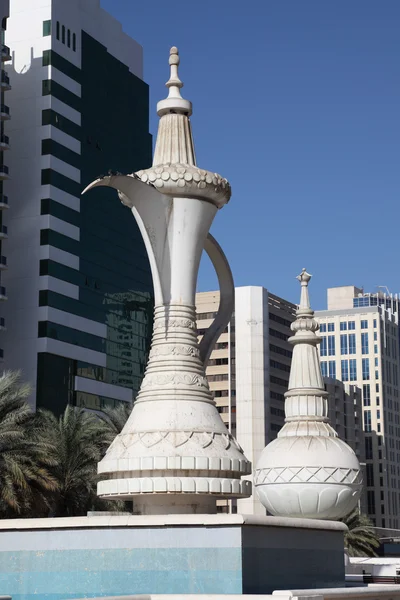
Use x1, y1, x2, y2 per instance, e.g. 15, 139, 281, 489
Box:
3, 0, 153, 413
196, 287, 297, 513
0, 0, 10, 360
316, 286, 400, 528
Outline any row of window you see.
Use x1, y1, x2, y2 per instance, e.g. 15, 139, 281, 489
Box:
269, 312, 292, 328
269, 343, 292, 359
320, 319, 377, 332
270, 359, 290, 374
197, 311, 217, 321
320, 361, 336, 379
269, 327, 289, 342
43, 20, 77, 52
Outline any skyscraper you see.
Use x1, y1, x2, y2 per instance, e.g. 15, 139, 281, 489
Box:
316, 286, 400, 528
3, 0, 153, 413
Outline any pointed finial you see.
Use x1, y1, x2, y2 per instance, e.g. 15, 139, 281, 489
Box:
296, 268, 313, 312
157, 46, 192, 117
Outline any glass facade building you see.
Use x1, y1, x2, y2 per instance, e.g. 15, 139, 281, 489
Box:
3, 1, 153, 414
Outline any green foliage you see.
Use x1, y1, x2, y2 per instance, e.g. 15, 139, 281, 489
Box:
342, 509, 380, 557
0, 371, 57, 517
0, 370, 133, 518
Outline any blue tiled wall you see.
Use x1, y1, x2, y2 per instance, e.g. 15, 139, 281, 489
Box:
0, 539, 242, 599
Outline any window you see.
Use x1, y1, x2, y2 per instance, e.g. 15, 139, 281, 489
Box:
56, 21, 60, 40
374, 319, 377, 328
340, 334, 348, 355
67, 29, 71, 48
375, 370, 379, 379
365, 437, 373, 460
341, 360, 349, 382
376, 383, 379, 392
361, 320, 368, 329
363, 384, 371, 406
377, 409, 381, 419
377, 423, 381, 432
321, 362, 327, 377
361, 332, 369, 354
328, 335, 335, 356
62, 25, 65, 44
364, 410, 372, 433
349, 359, 357, 381
348, 321, 355, 330
72, 33, 76, 51
367, 490, 376, 514
320, 323, 327, 333
320, 337, 327, 357
376, 396, 380, 406
362, 358, 370, 380
374, 332, 378, 341
366, 463, 374, 486
375, 357, 378, 367
43, 20, 51, 36
340, 322, 347, 331
349, 333, 356, 355
328, 361, 336, 379
328, 323, 335, 332
374, 344, 378, 354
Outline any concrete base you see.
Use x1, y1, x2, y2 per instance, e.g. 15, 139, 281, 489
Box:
0, 514, 346, 599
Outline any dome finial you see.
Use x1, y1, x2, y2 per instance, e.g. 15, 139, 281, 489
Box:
157, 46, 192, 117
296, 268, 312, 312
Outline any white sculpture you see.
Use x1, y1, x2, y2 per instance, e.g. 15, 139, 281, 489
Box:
84, 47, 251, 515
255, 269, 362, 520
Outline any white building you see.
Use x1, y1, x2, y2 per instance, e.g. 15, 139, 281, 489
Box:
197, 287, 365, 515
3, 0, 153, 412
316, 286, 400, 528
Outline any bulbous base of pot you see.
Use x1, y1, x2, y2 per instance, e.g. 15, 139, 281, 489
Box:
254, 434, 362, 520
255, 481, 361, 520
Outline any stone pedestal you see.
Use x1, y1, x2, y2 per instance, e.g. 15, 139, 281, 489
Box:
0, 515, 346, 598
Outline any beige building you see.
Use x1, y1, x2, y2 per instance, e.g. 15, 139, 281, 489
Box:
197, 287, 366, 515
316, 286, 400, 528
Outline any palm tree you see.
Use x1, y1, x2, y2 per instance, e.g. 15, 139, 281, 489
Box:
342, 509, 380, 557
36, 405, 110, 517
99, 402, 132, 442
0, 371, 57, 517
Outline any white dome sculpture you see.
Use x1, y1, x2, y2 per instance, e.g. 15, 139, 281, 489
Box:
254, 269, 363, 520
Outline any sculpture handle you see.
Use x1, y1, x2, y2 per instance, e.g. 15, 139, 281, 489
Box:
198, 234, 234, 366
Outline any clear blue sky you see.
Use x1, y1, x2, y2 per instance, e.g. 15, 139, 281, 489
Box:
102, 0, 400, 309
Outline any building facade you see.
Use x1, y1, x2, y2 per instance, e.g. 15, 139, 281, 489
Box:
0, 0, 10, 361
197, 286, 367, 515
316, 286, 400, 528
3, 0, 153, 412
197, 286, 297, 514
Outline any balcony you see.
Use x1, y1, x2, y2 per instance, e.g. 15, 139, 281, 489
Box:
0, 104, 10, 120
0, 165, 9, 180
0, 72, 10, 91
0, 135, 9, 150
0, 195, 8, 209
0, 256, 7, 270
0, 225, 7, 239
1, 45, 10, 62
0, 286, 7, 300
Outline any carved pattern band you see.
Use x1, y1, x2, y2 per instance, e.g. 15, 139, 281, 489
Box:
135, 164, 231, 205
153, 318, 197, 330
98, 477, 252, 497
149, 345, 200, 359
254, 466, 362, 486
114, 430, 245, 452
141, 373, 209, 390
99, 451, 251, 476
